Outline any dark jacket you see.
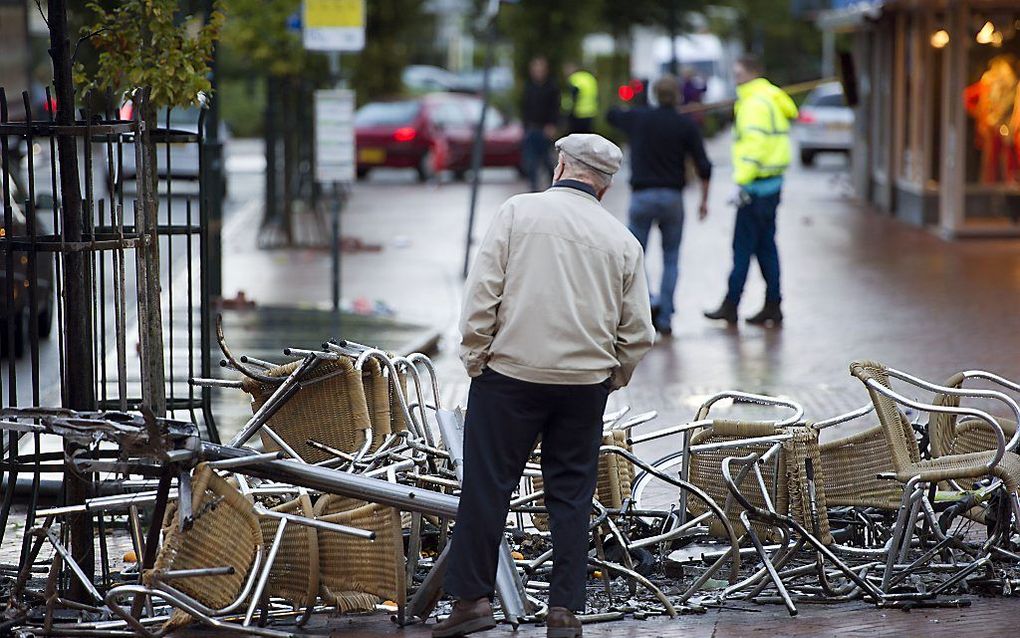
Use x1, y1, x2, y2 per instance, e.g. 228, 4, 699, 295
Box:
607, 106, 712, 191
521, 79, 560, 129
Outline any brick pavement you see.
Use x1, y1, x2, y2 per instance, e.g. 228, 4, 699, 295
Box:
173, 597, 1020, 638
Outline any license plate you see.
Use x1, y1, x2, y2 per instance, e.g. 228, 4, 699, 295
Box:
827, 122, 852, 131
358, 148, 386, 164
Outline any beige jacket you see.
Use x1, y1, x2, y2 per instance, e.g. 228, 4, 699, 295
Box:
460, 184, 654, 387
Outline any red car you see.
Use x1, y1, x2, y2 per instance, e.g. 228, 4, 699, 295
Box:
355, 93, 523, 182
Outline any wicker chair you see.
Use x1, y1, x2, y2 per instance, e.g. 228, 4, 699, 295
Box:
360, 359, 411, 451
930, 371, 1020, 458
720, 428, 883, 616
105, 464, 277, 637
687, 420, 792, 542
241, 356, 373, 463
257, 492, 320, 612
849, 360, 1020, 591
313, 495, 406, 616
818, 419, 919, 511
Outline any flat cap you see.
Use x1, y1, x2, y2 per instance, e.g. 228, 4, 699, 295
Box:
555, 134, 623, 176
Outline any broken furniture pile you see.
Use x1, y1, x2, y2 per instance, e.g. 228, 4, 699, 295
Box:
3, 336, 1020, 635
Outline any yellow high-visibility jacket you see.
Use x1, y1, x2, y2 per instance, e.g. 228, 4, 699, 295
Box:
563, 70, 599, 119
732, 77, 798, 185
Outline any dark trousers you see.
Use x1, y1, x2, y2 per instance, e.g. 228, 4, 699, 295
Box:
522, 128, 554, 192
726, 190, 782, 306
443, 369, 609, 611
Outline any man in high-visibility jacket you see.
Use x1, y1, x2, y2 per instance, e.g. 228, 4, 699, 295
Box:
562, 62, 599, 134
705, 54, 798, 326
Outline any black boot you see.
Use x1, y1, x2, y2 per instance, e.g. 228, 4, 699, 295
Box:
746, 302, 783, 326
703, 299, 737, 324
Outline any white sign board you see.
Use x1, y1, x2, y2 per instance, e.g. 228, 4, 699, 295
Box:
303, 0, 365, 52
314, 89, 356, 184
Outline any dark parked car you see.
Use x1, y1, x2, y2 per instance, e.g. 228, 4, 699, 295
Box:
355, 93, 523, 182
1, 178, 54, 358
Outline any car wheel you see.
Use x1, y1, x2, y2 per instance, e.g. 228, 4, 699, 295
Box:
356, 167, 370, 181
452, 169, 468, 182
800, 149, 816, 167
38, 301, 53, 339
417, 151, 435, 183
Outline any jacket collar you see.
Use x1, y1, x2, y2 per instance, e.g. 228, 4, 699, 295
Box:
737, 77, 773, 99
550, 179, 598, 200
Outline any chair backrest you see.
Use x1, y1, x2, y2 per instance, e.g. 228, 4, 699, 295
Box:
688, 420, 789, 542
929, 372, 965, 457
361, 358, 394, 450
241, 357, 372, 463
783, 427, 833, 545
257, 492, 319, 609
149, 464, 262, 611
819, 424, 913, 510
848, 361, 920, 475
314, 495, 405, 613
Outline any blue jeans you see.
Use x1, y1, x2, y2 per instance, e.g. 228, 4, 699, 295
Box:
628, 188, 685, 329
522, 128, 554, 191
726, 190, 782, 306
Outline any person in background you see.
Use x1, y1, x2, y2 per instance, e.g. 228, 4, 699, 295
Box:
520, 56, 560, 191
562, 62, 599, 134
704, 54, 797, 326
681, 67, 708, 128
433, 134, 654, 638
681, 67, 707, 106
608, 75, 712, 337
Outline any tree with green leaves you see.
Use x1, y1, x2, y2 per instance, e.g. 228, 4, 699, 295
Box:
77, 0, 223, 415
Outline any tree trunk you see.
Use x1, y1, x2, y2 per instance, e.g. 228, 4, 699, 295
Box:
134, 95, 166, 417
47, 0, 96, 602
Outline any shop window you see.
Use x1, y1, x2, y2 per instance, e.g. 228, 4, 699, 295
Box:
963, 12, 1020, 201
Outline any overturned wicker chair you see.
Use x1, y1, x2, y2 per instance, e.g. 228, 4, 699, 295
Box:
241, 356, 373, 463
105, 463, 277, 637
257, 492, 320, 613
313, 495, 406, 616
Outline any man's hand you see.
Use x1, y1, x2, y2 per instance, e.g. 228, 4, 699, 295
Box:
698, 201, 709, 221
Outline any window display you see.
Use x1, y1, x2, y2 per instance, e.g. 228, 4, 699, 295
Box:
964, 14, 1020, 187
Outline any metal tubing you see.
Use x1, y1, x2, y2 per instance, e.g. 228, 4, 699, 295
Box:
245, 518, 286, 625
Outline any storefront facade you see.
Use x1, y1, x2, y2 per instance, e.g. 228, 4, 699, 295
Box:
820, 1, 1020, 237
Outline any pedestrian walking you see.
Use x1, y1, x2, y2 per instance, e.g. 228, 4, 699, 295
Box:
433, 134, 654, 638
562, 62, 599, 134
521, 56, 560, 191
704, 54, 797, 326
608, 75, 712, 337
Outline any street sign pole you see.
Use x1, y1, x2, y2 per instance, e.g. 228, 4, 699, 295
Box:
304, 0, 362, 334
462, 0, 502, 279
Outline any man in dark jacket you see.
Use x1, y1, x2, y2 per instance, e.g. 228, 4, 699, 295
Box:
520, 56, 560, 191
608, 75, 712, 336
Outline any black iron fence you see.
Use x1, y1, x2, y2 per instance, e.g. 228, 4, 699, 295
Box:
0, 87, 219, 435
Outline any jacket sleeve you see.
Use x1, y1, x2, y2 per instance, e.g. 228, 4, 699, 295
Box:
610, 247, 655, 389
732, 99, 772, 186
686, 120, 713, 181
459, 202, 515, 377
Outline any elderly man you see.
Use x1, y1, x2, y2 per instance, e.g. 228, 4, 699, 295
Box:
434, 134, 654, 638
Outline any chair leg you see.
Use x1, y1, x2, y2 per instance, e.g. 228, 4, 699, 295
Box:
882, 479, 923, 592
740, 513, 797, 616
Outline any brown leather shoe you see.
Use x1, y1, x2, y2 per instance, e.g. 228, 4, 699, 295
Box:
431, 598, 496, 638
546, 607, 582, 638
